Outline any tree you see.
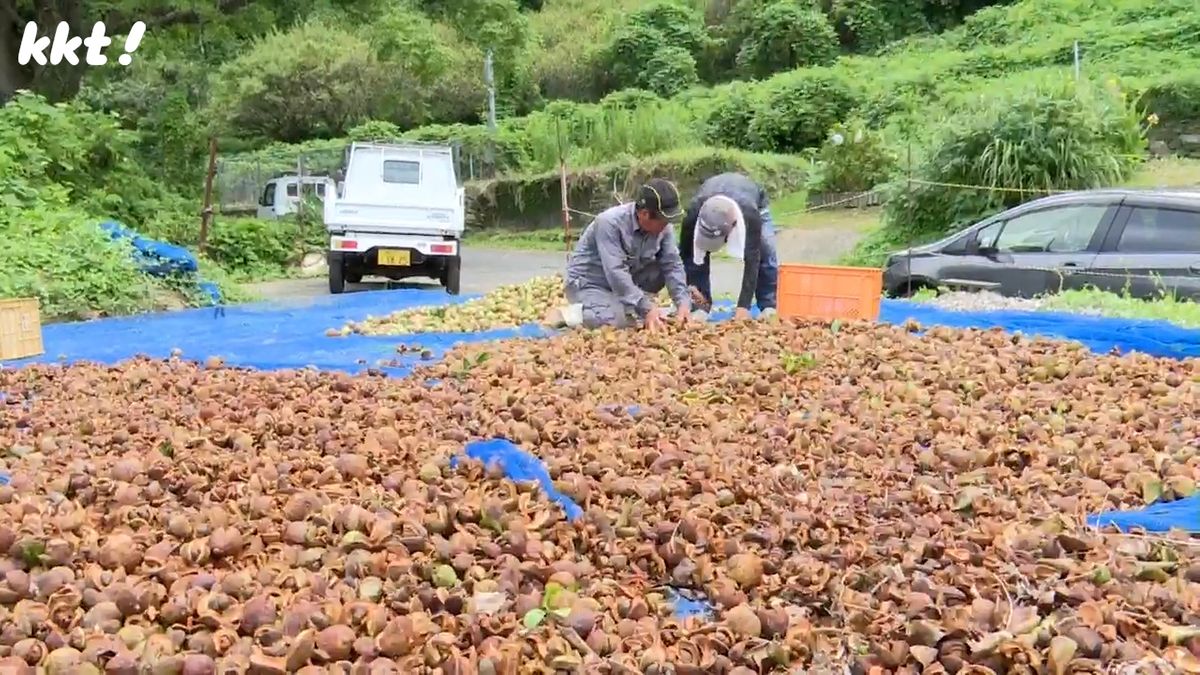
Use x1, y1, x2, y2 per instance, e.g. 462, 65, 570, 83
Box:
735, 3, 840, 78
207, 21, 388, 142
0, 0, 384, 103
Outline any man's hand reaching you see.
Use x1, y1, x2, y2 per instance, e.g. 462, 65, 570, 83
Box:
643, 307, 666, 333
674, 300, 692, 326
688, 286, 712, 312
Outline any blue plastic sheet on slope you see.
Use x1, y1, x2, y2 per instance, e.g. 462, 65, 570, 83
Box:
1, 289, 552, 377
878, 299, 1200, 359
99, 220, 222, 304
706, 299, 1200, 358
1087, 495, 1200, 533
100, 220, 199, 276
450, 438, 584, 522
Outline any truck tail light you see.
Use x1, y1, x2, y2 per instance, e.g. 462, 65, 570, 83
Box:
430, 243, 455, 254
334, 239, 358, 250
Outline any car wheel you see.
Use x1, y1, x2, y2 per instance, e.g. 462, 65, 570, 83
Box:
441, 255, 461, 295
328, 252, 346, 295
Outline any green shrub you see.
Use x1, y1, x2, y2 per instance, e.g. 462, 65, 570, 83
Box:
0, 207, 158, 321
629, 2, 708, 54
1136, 72, 1200, 126
864, 76, 1147, 264
810, 120, 898, 193
735, 3, 840, 78
747, 70, 861, 153
702, 81, 766, 149
348, 120, 405, 142
640, 46, 701, 97
599, 89, 663, 110
830, 0, 893, 53
208, 21, 388, 142
599, 2, 708, 93
204, 217, 303, 280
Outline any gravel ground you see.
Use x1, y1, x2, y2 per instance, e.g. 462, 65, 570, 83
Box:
918, 290, 1104, 315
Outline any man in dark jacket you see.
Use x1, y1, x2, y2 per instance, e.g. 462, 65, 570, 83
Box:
679, 173, 780, 321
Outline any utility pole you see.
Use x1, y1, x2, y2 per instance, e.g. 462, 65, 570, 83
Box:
484, 49, 497, 176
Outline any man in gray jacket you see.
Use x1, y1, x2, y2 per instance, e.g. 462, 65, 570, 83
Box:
548, 178, 693, 331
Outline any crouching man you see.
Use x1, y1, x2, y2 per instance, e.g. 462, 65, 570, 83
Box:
680, 172, 780, 321
544, 178, 693, 332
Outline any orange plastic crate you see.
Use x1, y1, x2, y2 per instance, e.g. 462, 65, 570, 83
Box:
0, 298, 44, 362
777, 264, 883, 322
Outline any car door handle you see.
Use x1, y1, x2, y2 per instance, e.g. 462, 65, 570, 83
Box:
1062, 262, 1080, 267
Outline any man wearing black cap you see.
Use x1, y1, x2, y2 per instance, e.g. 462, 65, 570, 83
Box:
548, 178, 693, 331
679, 172, 779, 321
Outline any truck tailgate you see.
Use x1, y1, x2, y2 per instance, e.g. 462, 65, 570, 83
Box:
325, 201, 461, 235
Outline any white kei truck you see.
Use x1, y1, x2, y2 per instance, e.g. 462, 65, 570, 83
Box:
323, 141, 466, 295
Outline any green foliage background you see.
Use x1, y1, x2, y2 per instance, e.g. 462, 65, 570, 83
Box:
2, 0, 1197, 320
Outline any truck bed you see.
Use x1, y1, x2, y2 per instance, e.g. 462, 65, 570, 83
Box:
324, 201, 462, 236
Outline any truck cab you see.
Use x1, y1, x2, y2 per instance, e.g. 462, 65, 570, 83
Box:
257, 175, 335, 220
323, 142, 466, 294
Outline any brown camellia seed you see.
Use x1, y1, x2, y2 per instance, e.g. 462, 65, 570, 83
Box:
0, 312, 1199, 673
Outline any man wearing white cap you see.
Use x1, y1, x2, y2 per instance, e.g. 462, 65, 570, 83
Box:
679, 173, 780, 321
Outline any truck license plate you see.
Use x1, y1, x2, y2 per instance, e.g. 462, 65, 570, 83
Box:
377, 249, 410, 266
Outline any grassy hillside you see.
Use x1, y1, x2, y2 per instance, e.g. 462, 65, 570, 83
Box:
221, 0, 1198, 230
228, 0, 1197, 169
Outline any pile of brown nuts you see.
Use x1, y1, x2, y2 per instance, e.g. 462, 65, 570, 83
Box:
0, 318, 1197, 673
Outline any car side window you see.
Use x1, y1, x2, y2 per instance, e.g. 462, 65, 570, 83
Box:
260, 182, 275, 207
974, 221, 1002, 250
993, 205, 1109, 253
1117, 207, 1200, 253
286, 183, 299, 198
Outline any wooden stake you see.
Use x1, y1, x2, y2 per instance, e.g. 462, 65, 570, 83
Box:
199, 137, 218, 255
556, 117, 571, 255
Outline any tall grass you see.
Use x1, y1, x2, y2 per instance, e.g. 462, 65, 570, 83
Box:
519, 102, 703, 170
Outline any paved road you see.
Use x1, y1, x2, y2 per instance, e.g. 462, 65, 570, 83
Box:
248, 226, 864, 301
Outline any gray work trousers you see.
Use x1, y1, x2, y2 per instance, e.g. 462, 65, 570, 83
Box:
565, 271, 666, 329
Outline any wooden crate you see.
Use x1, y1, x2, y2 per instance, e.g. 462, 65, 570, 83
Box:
0, 298, 44, 362
777, 264, 884, 322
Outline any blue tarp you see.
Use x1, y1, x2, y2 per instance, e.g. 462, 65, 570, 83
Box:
451, 438, 584, 521
878, 301, 1200, 359
1, 289, 551, 377
5, 290, 1200, 373
1087, 495, 1200, 533
100, 220, 222, 305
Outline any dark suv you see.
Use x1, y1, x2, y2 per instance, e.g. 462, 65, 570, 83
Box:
882, 189, 1200, 300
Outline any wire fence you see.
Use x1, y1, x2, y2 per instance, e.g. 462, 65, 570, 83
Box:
214, 141, 507, 214
215, 146, 346, 213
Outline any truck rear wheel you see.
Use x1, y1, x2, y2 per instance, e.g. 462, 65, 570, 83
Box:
328, 252, 346, 294
441, 255, 461, 296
